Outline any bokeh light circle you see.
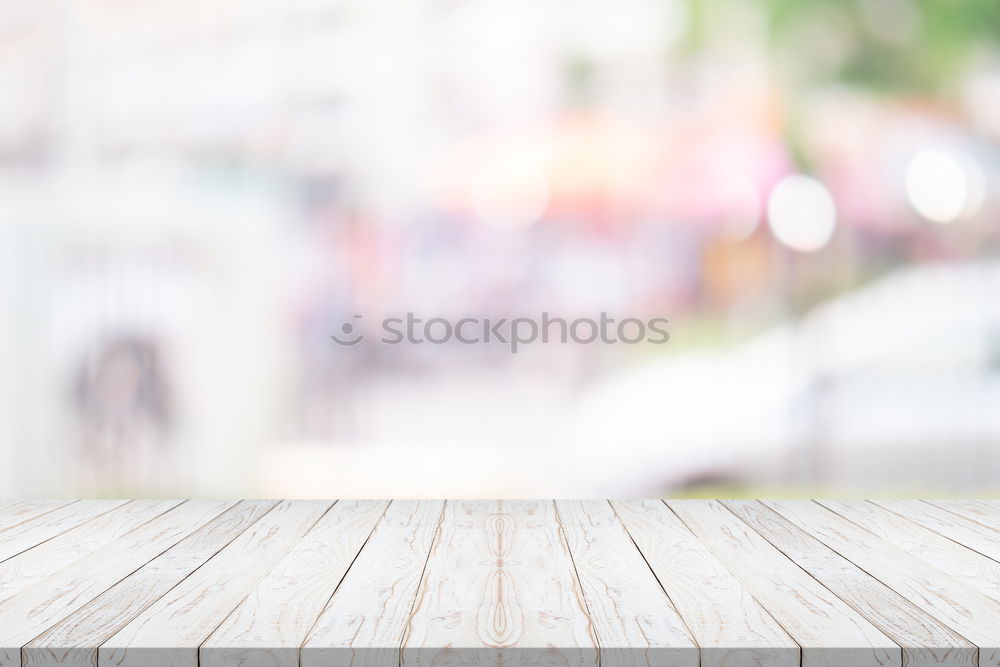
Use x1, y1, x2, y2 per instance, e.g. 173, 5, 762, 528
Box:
905, 149, 984, 224
766, 175, 837, 252
470, 160, 549, 231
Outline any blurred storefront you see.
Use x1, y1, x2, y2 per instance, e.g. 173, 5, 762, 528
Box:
1, 0, 999, 496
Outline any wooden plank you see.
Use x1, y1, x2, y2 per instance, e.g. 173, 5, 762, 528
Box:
925, 500, 1000, 528
200, 500, 389, 667
0, 500, 184, 604
0, 500, 128, 563
724, 500, 976, 667
302, 500, 444, 667
667, 500, 899, 667
98, 500, 333, 667
555, 500, 697, 667
401, 500, 597, 667
0, 500, 235, 667
873, 500, 1000, 567
766, 500, 1000, 667
819, 500, 1000, 604
21, 501, 277, 667
2, 498, 999, 664
0, 502, 76, 532
610, 500, 798, 667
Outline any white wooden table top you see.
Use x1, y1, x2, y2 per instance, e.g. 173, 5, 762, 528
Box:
0, 500, 998, 667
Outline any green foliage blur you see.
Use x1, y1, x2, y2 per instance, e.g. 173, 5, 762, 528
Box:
687, 0, 1000, 94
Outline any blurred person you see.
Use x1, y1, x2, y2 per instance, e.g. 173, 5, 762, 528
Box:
72, 334, 174, 494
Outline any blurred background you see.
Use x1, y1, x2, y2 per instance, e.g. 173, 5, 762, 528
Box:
1, 0, 1000, 498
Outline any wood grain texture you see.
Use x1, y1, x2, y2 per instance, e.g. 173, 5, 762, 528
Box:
21, 501, 277, 667
0, 500, 182, 605
200, 500, 389, 667
555, 500, 697, 667
609, 499, 798, 667
98, 500, 332, 667
820, 499, 1000, 604
0, 500, 235, 667
0, 500, 127, 563
302, 500, 444, 667
0, 499, 997, 666
925, 500, 1000, 529
668, 500, 899, 667
724, 500, 976, 667
766, 500, 1000, 667
0, 502, 77, 535
401, 500, 598, 667
874, 500, 1000, 563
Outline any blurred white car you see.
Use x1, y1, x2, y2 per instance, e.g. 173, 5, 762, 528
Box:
570, 261, 1000, 495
